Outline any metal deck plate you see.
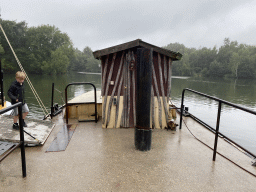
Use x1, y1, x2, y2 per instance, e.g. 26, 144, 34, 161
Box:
46, 124, 77, 152
0, 115, 55, 145
0, 141, 17, 155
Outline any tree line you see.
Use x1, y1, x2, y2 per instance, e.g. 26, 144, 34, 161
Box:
0, 19, 100, 74
164, 38, 256, 79
1, 19, 255, 78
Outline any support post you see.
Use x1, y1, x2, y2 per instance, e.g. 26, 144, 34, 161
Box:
0, 59, 4, 107
135, 48, 153, 151
213, 101, 222, 161
51, 83, 54, 119
65, 85, 68, 125
179, 89, 185, 129
18, 104, 26, 177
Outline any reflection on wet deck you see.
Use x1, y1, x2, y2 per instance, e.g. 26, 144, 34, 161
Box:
1, 115, 256, 191
46, 124, 77, 152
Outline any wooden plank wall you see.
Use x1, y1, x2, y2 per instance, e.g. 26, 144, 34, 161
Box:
101, 49, 172, 129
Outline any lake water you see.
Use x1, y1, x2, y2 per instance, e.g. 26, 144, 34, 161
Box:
2, 72, 256, 155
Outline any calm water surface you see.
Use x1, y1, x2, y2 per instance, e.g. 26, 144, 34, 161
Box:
3, 72, 256, 155
171, 77, 256, 155
3, 72, 102, 119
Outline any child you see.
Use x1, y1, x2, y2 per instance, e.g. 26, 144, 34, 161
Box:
8, 71, 29, 130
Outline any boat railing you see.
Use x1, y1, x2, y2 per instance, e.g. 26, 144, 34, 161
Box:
65, 82, 98, 124
179, 88, 256, 161
0, 59, 4, 106
0, 102, 26, 177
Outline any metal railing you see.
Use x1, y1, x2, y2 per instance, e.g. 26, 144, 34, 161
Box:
0, 59, 4, 107
65, 82, 98, 124
179, 88, 256, 161
50, 83, 63, 118
0, 102, 26, 177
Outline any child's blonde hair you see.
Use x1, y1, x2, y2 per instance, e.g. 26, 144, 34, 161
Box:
15, 71, 26, 80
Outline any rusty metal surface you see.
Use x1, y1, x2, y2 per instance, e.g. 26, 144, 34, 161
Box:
46, 124, 77, 152
0, 141, 17, 155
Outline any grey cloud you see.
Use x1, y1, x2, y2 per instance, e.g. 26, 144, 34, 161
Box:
1, 0, 256, 51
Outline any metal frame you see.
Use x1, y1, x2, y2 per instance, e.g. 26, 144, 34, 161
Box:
0, 59, 4, 107
50, 83, 63, 119
179, 88, 256, 161
0, 102, 26, 177
51, 83, 54, 118
65, 82, 98, 124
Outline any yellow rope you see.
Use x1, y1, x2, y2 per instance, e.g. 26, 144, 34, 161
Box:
0, 24, 49, 116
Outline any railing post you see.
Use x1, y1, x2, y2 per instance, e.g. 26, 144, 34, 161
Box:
213, 101, 222, 161
65, 85, 68, 125
0, 59, 4, 107
179, 89, 185, 129
178, 88, 256, 159
93, 85, 98, 123
51, 83, 54, 119
18, 104, 26, 177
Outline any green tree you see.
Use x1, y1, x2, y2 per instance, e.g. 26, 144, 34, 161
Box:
26, 25, 73, 73
163, 42, 186, 54
237, 48, 255, 78
208, 60, 225, 77
0, 19, 28, 72
41, 47, 69, 74
69, 46, 100, 72
69, 48, 87, 71
229, 52, 240, 78
83, 46, 93, 57
0, 44, 4, 54
86, 57, 101, 72
163, 38, 256, 79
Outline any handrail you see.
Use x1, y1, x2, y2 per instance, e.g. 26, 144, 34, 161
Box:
65, 82, 98, 124
179, 88, 256, 161
0, 102, 26, 177
0, 59, 4, 106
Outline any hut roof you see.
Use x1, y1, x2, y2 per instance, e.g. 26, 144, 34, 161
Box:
93, 39, 182, 61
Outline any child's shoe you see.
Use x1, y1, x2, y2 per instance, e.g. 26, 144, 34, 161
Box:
13, 123, 19, 130
22, 119, 27, 127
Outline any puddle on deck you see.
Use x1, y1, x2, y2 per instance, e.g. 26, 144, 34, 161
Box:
46, 124, 77, 152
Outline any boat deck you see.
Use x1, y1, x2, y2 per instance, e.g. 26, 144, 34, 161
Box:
1, 113, 256, 191
0, 115, 55, 145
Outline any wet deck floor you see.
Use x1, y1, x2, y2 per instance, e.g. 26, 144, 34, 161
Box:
1, 114, 256, 191
0, 115, 55, 145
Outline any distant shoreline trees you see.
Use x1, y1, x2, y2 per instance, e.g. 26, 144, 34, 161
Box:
0, 19, 100, 74
1, 19, 255, 78
164, 38, 256, 79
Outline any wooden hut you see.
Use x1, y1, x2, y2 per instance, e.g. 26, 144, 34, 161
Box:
93, 39, 182, 129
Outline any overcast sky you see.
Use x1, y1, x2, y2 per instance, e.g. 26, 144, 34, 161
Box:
1, 0, 256, 52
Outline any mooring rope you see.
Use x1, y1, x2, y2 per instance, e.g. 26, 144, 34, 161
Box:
0, 24, 49, 116
54, 88, 65, 104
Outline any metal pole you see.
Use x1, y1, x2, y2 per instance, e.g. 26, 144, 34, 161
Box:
213, 101, 222, 161
93, 85, 98, 123
65, 85, 68, 125
51, 83, 54, 119
0, 59, 4, 107
18, 103, 26, 177
135, 48, 153, 151
179, 89, 185, 129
